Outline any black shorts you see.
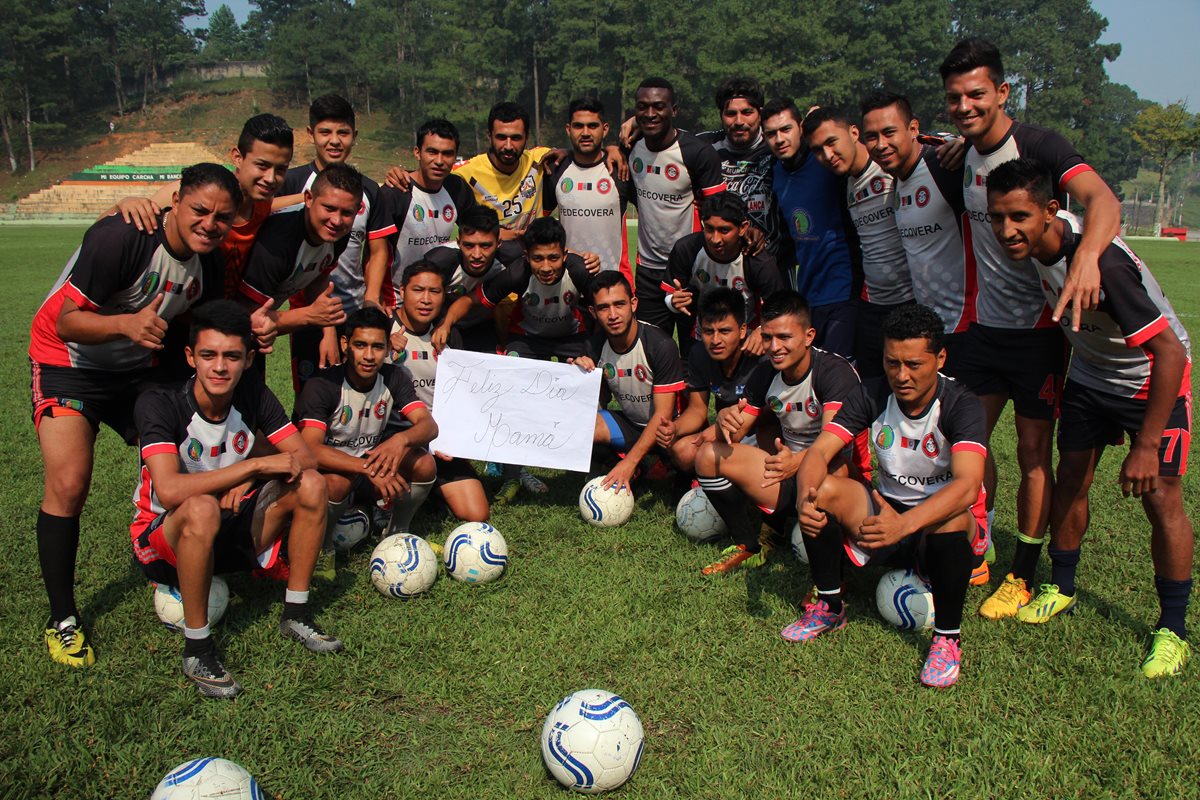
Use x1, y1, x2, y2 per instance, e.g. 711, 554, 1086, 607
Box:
30, 359, 149, 444
290, 325, 326, 395
132, 481, 283, 586
456, 321, 500, 354
504, 333, 589, 361
940, 331, 969, 379
809, 301, 856, 361
855, 299, 915, 380
952, 323, 1064, 421
598, 409, 644, 451
1058, 380, 1192, 477
436, 456, 479, 488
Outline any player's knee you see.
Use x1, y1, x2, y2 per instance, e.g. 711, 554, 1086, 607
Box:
592, 414, 610, 444
455, 500, 489, 523
668, 439, 696, 472
297, 469, 327, 507
694, 442, 719, 476
413, 452, 437, 483
1015, 431, 1053, 469
43, 467, 91, 514
178, 496, 221, 539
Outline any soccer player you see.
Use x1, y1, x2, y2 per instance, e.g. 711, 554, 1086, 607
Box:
367, 118, 478, 310
663, 192, 783, 357
627, 77, 727, 341
296, 307, 438, 547
544, 97, 632, 283
761, 98, 856, 359
693, 290, 863, 576
572, 271, 686, 493
30, 163, 241, 667
789, 304, 988, 688
131, 301, 341, 699
423, 206, 511, 354
940, 38, 1123, 591
802, 107, 915, 379
859, 91, 976, 372
664, 288, 764, 475
986, 159, 1193, 677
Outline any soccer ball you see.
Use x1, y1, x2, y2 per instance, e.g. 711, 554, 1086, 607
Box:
876, 568, 936, 631
541, 689, 645, 793
153, 576, 229, 633
789, 522, 809, 565
150, 757, 263, 799
578, 476, 635, 528
331, 506, 371, 550
369, 533, 438, 598
444, 521, 509, 584
674, 488, 727, 544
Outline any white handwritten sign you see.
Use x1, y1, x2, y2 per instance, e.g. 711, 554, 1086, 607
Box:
429, 349, 602, 472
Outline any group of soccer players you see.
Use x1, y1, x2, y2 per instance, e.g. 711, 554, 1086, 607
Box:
29, 37, 1192, 697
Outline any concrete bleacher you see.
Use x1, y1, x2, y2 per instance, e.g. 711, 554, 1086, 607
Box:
15, 143, 228, 218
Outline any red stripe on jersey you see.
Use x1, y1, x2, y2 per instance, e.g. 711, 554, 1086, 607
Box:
476, 284, 497, 309
130, 464, 161, 543
618, 216, 633, 287
140, 441, 177, 458
659, 280, 677, 295
63, 281, 100, 311
653, 380, 686, 393
240, 283, 273, 306
267, 423, 299, 445
823, 401, 843, 415
699, 182, 728, 197
299, 418, 328, 431
28, 291, 73, 366
1059, 164, 1094, 188
956, 212, 979, 332
824, 421, 854, 444
743, 404, 762, 417
371, 224, 398, 240
400, 400, 426, 416
950, 441, 987, 457
1125, 315, 1168, 348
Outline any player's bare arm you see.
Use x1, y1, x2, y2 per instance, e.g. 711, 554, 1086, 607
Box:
716, 398, 754, 443
274, 280, 345, 335
794, 431, 844, 535
144, 448, 297, 511
363, 405, 438, 476
857, 449, 984, 550
1122, 326, 1188, 498
106, 183, 177, 231
57, 293, 167, 350
673, 390, 711, 439
1054, 170, 1122, 326
603, 392, 675, 491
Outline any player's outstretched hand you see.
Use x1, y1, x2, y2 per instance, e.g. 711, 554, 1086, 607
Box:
717, 398, 748, 443
670, 280, 693, 315
125, 293, 168, 349
742, 226, 766, 257
219, 480, 255, 512
857, 490, 908, 549
116, 196, 161, 232
568, 356, 595, 372
798, 486, 828, 537
601, 459, 636, 494
762, 437, 798, 488
250, 298, 278, 354
742, 327, 765, 355
384, 165, 412, 190
308, 283, 346, 327
1119, 442, 1159, 498
1054, 252, 1102, 331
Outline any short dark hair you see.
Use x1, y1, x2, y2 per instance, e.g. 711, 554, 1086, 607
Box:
179, 162, 242, 207
309, 94, 355, 129
589, 269, 633, 302
760, 290, 810, 326
714, 77, 764, 112
700, 193, 748, 227
236, 113, 293, 155
637, 77, 676, 105
985, 158, 1054, 207
401, 258, 446, 287
761, 98, 801, 126
488, 102, 529, 134
698, 287, 746, 327
522, 216, 567, 250
882, 304, 944, 354
343, 306, 391, 339
189, 299, 252, 350
939, 38, 1005, 87
416, 118, 460, 149
567, 97, 606, 120
457, 205, 501, 237
801, 106, 852, 139
860, 91, 914, 124
311, 162, 364, 204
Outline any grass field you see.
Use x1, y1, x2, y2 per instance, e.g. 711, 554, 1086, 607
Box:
2, 228, 1199, 799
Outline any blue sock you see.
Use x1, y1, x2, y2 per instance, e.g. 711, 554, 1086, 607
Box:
1154, 575, 1192, 639
1048, 547, 1081, 596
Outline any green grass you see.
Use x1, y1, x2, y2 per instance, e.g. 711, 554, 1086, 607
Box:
2, 230, 1199, 798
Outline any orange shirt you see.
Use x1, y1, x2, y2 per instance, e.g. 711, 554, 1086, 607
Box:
220, 199, 273, 299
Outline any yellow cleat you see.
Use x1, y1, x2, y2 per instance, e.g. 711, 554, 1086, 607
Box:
1141, 629, 1190, 679
45, 617, 95, 668
1016, 584, 1076, 624
979, 573, 1031, 620
701, 543, 770, 576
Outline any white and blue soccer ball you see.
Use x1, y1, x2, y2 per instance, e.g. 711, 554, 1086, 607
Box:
674, 487, 727, 544
876, 568, 935, 631
153, 576, 229, 633
541, 689, 645, 794
444, 521, 508, 584
578, 477, 635, 528
369, 533, 438, 598
150, 757, 263, 799
331, 506, 371, 550
790, 522, 810, 565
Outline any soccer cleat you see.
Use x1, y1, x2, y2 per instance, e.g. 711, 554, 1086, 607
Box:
1141, 629, 1191, 679
280, 614, 344, 653
427, 540, 444, 558
984, 538, 996, 564
920, 635, 962, 688
483, 461, 503, 479
701, 543, 769, 576
182, 648, 242, 699
44, 617, 95, 668
518, 468, 549, 495
780, 599, 847, 642
978, 573, 1031, 619
1016, 584, 1076, 624
252, 558, 290, 582
969, 559, 990, 586
493, 479, 521, 506
312, 548, 336, 582
801, 585, 820, 609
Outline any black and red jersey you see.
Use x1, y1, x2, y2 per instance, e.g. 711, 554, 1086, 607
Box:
239, 210, 349, 306
477, 254, 593, 338
743, 348, 861, 452
544, 157, 631, 281
591, 322, 686, 427
665, 232, 783, 333
295, 362, 424, 456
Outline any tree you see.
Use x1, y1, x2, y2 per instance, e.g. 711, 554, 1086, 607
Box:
202, 4, 244, 61
1130, 102, 1200, 235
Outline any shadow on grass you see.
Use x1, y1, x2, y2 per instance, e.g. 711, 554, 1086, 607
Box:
83, 560, 150, 638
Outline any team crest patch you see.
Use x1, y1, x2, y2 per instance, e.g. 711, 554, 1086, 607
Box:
792, 208, 812, 236
394, 348, 408, 363
338, 405, 354, 426
922, 433, 940, 458
915, 186, 930, 208
768, 396, 784, 414
563, 290, 575, 306
232, 430, 249, 454
374, 399, 388, 419
870, 176, 884, 194
443, 204, 455, 223
876, 425, 894, 449
560, 177, 574, 193
665, 164, 680, 181
520, 176, 536, 197
598, 178, 611, 194
696, 269, 709, 284
632, 157, 644, 174
804, 396, 820, 418
603, 363, 617, 379
731, 276, 746, 293
413, 206, 425, 222
963, 165, 973, 188
358, 200, 366, 216
141, 272, 161, 296
634, 364, 649, 383
186, 438, 203, 461
524, 292, 539, 306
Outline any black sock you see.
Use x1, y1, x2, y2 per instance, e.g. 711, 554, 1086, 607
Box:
1048, 547, 1081, 596
37, 510, 81, 622
182, 635, 215, 658
924, 532, 972, 636
805, 521, 846, 612
697, 477, 757, 552
1154, 575, 1192, 639
1011, 539, 1043, 584
282, 601, 309, 621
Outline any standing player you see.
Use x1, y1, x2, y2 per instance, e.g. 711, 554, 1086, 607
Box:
544, 97, 632, 283
30, 163, 241, 667
761, 99, 857, 359
802, 107, 915, 378
693, 291, 863, 576
790, 305, 988, 688
987, 159, 1193, 677
627, 77, 727, 341
131, 301, 340, 699
940, 38, 1123, 593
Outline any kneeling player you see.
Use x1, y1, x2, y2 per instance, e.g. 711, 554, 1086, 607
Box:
693, 290, 862, 575
296, 308, 439, 565
425, 206, 512, 353
790, 305, 987, 688
131, 302, 342, 699
987, 159, 1193, 677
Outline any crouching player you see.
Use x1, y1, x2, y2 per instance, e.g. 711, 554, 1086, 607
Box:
987, 159, 1193, 677
693, 290, 863, 576
131, 301, 342, 699
296, 307, 438, 571
790, 305, 987, 688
